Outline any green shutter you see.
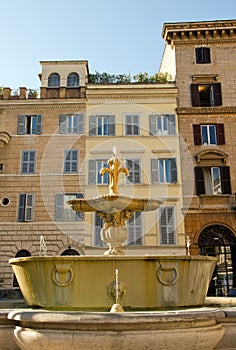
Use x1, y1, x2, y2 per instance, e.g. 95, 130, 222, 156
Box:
89, 116, 97, 136
59, 114, 67, 134
168, 114, 176, 135
35, 115, 42, 135
18, 115, 26, 135
88, 160, 96, 184
170, 158, 177, 183
18, 194, 26, 221
151, 158, 159, 184
149, 115, 157, 135
108, 115, 116, 136
55, 194, 64, 221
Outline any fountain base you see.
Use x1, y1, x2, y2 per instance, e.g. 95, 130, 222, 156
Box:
8, 308, 224, 350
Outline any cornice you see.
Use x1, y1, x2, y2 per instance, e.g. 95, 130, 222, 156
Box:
176, 106, 236, 115
0, 101, 87, 111
162, 20, 236, 44
87, 93, 177, 101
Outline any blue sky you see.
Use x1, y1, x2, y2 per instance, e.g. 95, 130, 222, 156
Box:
0, 0, 235, 88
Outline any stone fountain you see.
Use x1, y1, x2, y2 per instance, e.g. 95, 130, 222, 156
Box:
8, 152, 224, 350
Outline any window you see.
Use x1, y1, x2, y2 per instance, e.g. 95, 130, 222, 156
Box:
48, 73, 60, 87
159, 207, 176, 245
59, 114, 84, 134
88, 159, 109, 185
18, 194, 34, 222
21, 150, 36, 174
89, 115, 115, 136
17, 115, 42, 135
126, 159, 141, 184
191, 83, 222, 107
67, 73, 79, 87
193, 124, 225, 145
64, 150, 78, 173
94, 213, 106, 247
149, 114, 176, 135
127, 212, 142, 245
125, 114, 140, 135
55, 193, 84, 221
196, 47, 211, 64
195, 166, 231, 195
151, 158, 177, 184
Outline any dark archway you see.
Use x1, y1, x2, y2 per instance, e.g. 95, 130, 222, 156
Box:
199, 225, 236, 296
13, 249, 31, 287
61, 247, 80, 256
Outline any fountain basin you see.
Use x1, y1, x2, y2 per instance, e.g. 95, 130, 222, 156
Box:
9, 255, 217, 310
7, 308, 225, 350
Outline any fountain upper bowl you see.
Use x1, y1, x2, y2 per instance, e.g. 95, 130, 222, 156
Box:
67, 194, 162, 213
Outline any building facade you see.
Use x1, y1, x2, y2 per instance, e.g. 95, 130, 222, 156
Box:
161, 19, 236, 296
0, 60, 185, 288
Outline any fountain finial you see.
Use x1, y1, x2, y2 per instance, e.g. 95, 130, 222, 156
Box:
100, 150, 129, 196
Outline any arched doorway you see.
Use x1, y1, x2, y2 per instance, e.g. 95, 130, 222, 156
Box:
13, 249, 31, 287
198, 225, 236, 296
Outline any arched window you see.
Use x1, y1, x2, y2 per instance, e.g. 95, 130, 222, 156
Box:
67, 73, 79, 87
13, 249, 31, 287
48, 73, 60, 87
61, 248, 80, 256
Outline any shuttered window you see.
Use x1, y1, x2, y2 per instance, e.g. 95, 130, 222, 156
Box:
64, 150, 78, 173
17, 115, 42, 135
18, 194, 34, 222
126, 159, 141, 184
195, 47, 211, 64
191, 83, 222, 107
21, 150, 36, 174
59, 114, 84, 134
55, 193, 84, 221
160, 207, 176, 245
94, 213, 106, 247
125, 114, 140, 135
127, 212, 142, 245
193, 124, 225, 145
151, 158, 177, 184
195, 166, 231, 195
89, 115, 116, 136
88, 159, 109, 185
149, 114, 176, 135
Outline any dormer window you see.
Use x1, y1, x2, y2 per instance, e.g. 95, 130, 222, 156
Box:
48, 73, 60, 87
67, 73, 79, 87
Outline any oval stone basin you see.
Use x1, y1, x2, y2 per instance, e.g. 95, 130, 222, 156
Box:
9, 255, 217, 310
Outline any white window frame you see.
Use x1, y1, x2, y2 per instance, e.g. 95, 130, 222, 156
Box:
21, 150, 36, 174
201, 125, 217, 145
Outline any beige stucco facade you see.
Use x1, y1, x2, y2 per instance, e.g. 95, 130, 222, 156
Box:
0, 60, 186, 288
